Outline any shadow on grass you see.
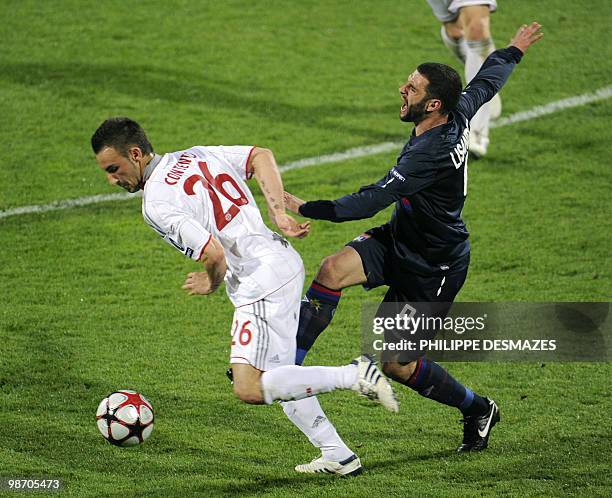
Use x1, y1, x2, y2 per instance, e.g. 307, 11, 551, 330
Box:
191, 449, 456, 496
0, 61, 401, 144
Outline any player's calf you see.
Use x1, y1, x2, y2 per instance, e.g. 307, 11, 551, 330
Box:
296, 281, 342, 364
386, 357, 490, 417
296, 247, 367, 364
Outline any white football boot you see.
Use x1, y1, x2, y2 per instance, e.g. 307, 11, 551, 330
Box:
351, 355, 399, 413
295, 454, 363, 477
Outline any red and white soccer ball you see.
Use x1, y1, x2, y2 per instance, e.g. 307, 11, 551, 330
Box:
96, 390, 154, 447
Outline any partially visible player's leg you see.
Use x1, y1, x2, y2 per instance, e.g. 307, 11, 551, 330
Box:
429, 0, 501, 140
231, 359, 397, 412
455, 2, 500, 156
383, 357, 499, 451
378, 275, 487, 417
230, 276, 397, 411
382, 356, 489, 417
440, 21, 467, 63
231, 276, 358, 405
283, 397, 362, 476
378, 264, 499, 450
231, 362, 356, 404
427, 1, 467, 63
227, 353, 363, 470
232, 275, 362, 472
296, 230, 388, 365
296, 245, 367, 364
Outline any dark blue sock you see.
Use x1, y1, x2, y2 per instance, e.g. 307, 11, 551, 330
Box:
407, 358, 489, 416
295, 281, 341, 365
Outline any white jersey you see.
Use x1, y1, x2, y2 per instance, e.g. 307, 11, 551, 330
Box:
141, 145, 303, 307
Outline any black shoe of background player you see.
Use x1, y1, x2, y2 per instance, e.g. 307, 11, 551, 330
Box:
457, 398, 500, 452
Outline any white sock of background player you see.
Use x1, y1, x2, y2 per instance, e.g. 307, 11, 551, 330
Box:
440, 25, 466, 63
281, 397, 354, 462
465, 37, 496, 148
260, 364, 358, 403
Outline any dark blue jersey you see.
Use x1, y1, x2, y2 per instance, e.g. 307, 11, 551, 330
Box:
300, 46, 524, 276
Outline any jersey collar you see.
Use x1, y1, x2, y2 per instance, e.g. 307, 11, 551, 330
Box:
141, 153, 164, 188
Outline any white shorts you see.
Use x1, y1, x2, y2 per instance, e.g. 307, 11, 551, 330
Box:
427, 0, 497, 23
229, 270, 304, 371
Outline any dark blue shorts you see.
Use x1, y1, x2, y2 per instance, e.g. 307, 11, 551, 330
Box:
346, 224, 469, 304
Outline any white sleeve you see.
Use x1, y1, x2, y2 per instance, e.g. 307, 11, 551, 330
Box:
200, 145, 256, 181
144, 201, 212, 261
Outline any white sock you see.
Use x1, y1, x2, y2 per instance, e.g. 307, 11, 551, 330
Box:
260, 364, 358, 404
465, 38, 496, 146
282, 397, 353, 462
440, 25, 466, 63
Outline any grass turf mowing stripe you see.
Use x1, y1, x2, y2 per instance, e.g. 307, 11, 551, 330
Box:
1, 85, 610, 221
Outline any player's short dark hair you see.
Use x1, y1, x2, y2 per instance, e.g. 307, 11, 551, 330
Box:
417, 63, 462, 115
91, 117, 153, 157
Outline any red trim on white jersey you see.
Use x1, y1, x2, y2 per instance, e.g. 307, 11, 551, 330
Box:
196, 234, 213, 261
245, 146, 256, 180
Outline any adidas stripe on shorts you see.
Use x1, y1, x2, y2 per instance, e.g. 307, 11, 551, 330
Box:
229, 270, 304, 371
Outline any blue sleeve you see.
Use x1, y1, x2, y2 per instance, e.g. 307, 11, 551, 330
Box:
299, 160, 436, 222
456, 46, 523, 121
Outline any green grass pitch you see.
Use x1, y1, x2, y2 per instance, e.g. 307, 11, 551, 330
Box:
0, 0, 610, 496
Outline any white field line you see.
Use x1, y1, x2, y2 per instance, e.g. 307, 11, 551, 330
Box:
1, 85, 610, 220
490, 85, 612, 128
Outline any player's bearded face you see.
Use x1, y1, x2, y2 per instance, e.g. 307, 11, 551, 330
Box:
399, 72, 433, 124
400, 96, 430, 124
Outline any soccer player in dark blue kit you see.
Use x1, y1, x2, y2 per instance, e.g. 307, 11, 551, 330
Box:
285, 22, 543, 452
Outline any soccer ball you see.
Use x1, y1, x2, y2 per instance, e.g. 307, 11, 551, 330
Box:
96, 390, 154, 446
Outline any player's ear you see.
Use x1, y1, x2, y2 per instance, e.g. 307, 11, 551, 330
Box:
128, 145, 143, 161
427, 98, 443, 113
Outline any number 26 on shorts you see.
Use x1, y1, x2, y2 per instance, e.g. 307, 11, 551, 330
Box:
231, 320, 253, 346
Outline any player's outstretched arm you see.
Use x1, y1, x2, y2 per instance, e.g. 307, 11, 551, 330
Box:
457, 21, 543, 122
509, 22, 544, 54
182, 237, 227, 295
285, 172, 402, 223
249, 148, 310, 238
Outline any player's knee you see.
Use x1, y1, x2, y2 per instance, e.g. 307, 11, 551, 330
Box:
316, 255, 345, 289
463, 16, 490, 40
383, 360, 417, 383
382, 361, 402, 381
233, 381, 264, 404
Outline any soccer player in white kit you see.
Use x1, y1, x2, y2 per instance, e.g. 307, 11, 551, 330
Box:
426, 0, 502, 157
91, 117, 398, 476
